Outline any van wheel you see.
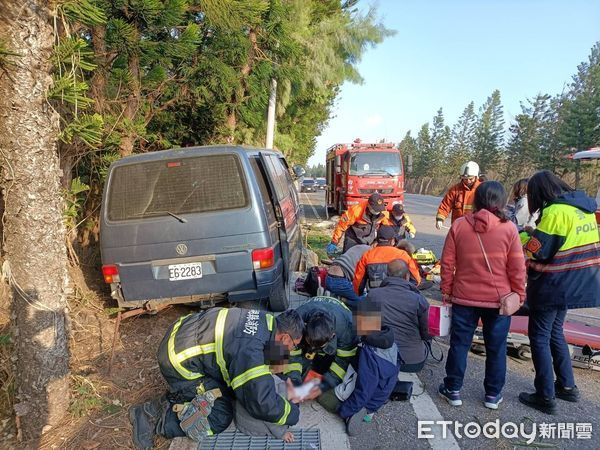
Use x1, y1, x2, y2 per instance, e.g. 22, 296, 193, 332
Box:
269, 279, 290, 312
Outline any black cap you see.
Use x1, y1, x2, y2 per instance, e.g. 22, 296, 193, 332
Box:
392, 204, 404, 215
368, 193, 385, 212
377, 225, 396, 241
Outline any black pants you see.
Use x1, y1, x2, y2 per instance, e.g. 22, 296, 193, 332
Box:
156, 335, 234, 438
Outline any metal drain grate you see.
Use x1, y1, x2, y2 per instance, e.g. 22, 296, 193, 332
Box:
199, 429, 320, 450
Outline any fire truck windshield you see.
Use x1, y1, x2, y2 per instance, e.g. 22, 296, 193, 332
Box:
349, 152, 401, 176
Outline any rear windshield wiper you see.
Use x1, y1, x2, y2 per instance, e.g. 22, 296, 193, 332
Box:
132, 210, 187, 223
166, 211, 187, 223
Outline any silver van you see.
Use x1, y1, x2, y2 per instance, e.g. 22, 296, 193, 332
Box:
99, 146, 302, 311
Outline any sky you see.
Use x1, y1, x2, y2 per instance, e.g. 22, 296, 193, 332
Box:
307, 0, 600, 166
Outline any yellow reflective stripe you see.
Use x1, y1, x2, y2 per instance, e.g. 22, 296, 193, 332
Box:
230, 365, 271, 390
168, 315, 204, 380
215, 309, 230, 386
330, 362, 346, 380
276, 396, 291, 425
538, 204, 598, 250
336, 347, 357, 358
283, 363, 303, 374
176, 343, 216, 362
266, 313, 274, 331
290, 349, 302, 356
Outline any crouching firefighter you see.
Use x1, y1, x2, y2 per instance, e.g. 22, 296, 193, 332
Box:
129, 308, 304, 449
284, 296, 359, 413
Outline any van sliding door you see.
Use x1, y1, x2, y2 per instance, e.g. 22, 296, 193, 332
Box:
259, 153, 293, 281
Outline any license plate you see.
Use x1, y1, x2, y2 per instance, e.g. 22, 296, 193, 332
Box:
168, 262, 203, 281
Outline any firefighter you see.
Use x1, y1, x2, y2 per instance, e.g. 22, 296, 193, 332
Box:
284, 296, 359, 412
436, 161, 482, 229
385, 203, 416, 240
354, 226, 422, 295
129, 308, 304, 449
328, 192, 388, 254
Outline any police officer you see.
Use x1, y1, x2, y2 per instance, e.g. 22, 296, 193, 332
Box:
328, 193, 388, 254
129, 308, 304, 449
284, 297, 359, 411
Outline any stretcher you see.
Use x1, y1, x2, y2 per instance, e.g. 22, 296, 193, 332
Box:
472, 316, 600, 371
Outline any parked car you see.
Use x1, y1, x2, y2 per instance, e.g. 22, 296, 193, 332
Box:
301, 178, 316, 192
316, 177, 327, 190
100, 145, 302, 311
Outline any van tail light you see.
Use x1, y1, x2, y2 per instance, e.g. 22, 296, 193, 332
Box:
102, 264, 120, 283
252, 248, 275, 270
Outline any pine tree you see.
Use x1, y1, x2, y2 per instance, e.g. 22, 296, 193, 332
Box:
430, 108, 450, 175
0, 0, 71, 440
448, 101, 477, 174
398, 131, 418, 175
473, 90, 505, 174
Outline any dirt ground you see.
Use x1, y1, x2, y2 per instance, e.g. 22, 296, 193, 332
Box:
0, 252, 200, 450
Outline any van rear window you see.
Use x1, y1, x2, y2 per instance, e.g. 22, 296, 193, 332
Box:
107, 154, 248, 221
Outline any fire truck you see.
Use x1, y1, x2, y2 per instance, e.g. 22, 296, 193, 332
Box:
326, 139, 405, 214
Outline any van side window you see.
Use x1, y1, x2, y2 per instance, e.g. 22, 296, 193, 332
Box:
249, 157, 276, 224
266, 155, 291, 202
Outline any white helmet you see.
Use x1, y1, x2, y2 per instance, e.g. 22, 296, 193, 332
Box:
460, 161, 479, 177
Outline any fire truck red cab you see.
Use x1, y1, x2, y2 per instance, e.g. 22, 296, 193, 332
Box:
326, 139, 405, 214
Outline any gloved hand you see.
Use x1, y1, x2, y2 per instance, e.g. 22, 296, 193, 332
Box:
408, 232, 415, 239
435, 219, 443, 230
326, 243, 338, 254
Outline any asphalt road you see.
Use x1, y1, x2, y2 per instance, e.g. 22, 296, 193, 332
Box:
299, 190, 600, 450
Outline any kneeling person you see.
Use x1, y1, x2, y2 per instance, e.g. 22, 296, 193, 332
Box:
339, 299, 400, 436
129, 309, 304, 449
285, 297, 359, 409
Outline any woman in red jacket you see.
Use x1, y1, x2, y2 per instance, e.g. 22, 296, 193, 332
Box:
438, 181, 526, 410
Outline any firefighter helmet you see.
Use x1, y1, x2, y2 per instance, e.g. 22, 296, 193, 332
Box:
460, 161, 480, 177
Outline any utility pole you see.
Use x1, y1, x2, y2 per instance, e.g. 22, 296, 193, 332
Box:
266, 78, 277, 149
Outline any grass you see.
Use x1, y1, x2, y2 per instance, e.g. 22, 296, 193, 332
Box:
304, 227, 331, 263
69, 375, 119, 418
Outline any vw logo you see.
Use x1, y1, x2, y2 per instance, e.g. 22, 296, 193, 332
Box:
176, 244, 188, 255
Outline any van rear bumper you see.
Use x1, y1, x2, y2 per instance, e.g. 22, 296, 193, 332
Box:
110, 260, 283, 308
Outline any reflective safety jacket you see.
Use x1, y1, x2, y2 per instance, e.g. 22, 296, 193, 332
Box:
287, 297, 359, 391
383, 213, 416, 239
436, 179, 482, 223
331, 200, 388, 245
525, 191, 600, 309
354, 245, 422, 294
157, 308, 299, 428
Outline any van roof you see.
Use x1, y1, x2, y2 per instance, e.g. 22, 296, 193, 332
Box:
110, 145, 284, 167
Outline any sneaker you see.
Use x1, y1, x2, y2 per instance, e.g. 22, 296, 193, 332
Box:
484, 394, 503, 410
346, 407, 368, 436
438, 384, 462, 406
518, 392, 556, 415
555, 383, 580, 403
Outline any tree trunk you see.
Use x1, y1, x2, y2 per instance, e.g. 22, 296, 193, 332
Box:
119, 53, 141, 156
0, 0, 71, 444
225, 29, 257, 141
89, 25, 108, 114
